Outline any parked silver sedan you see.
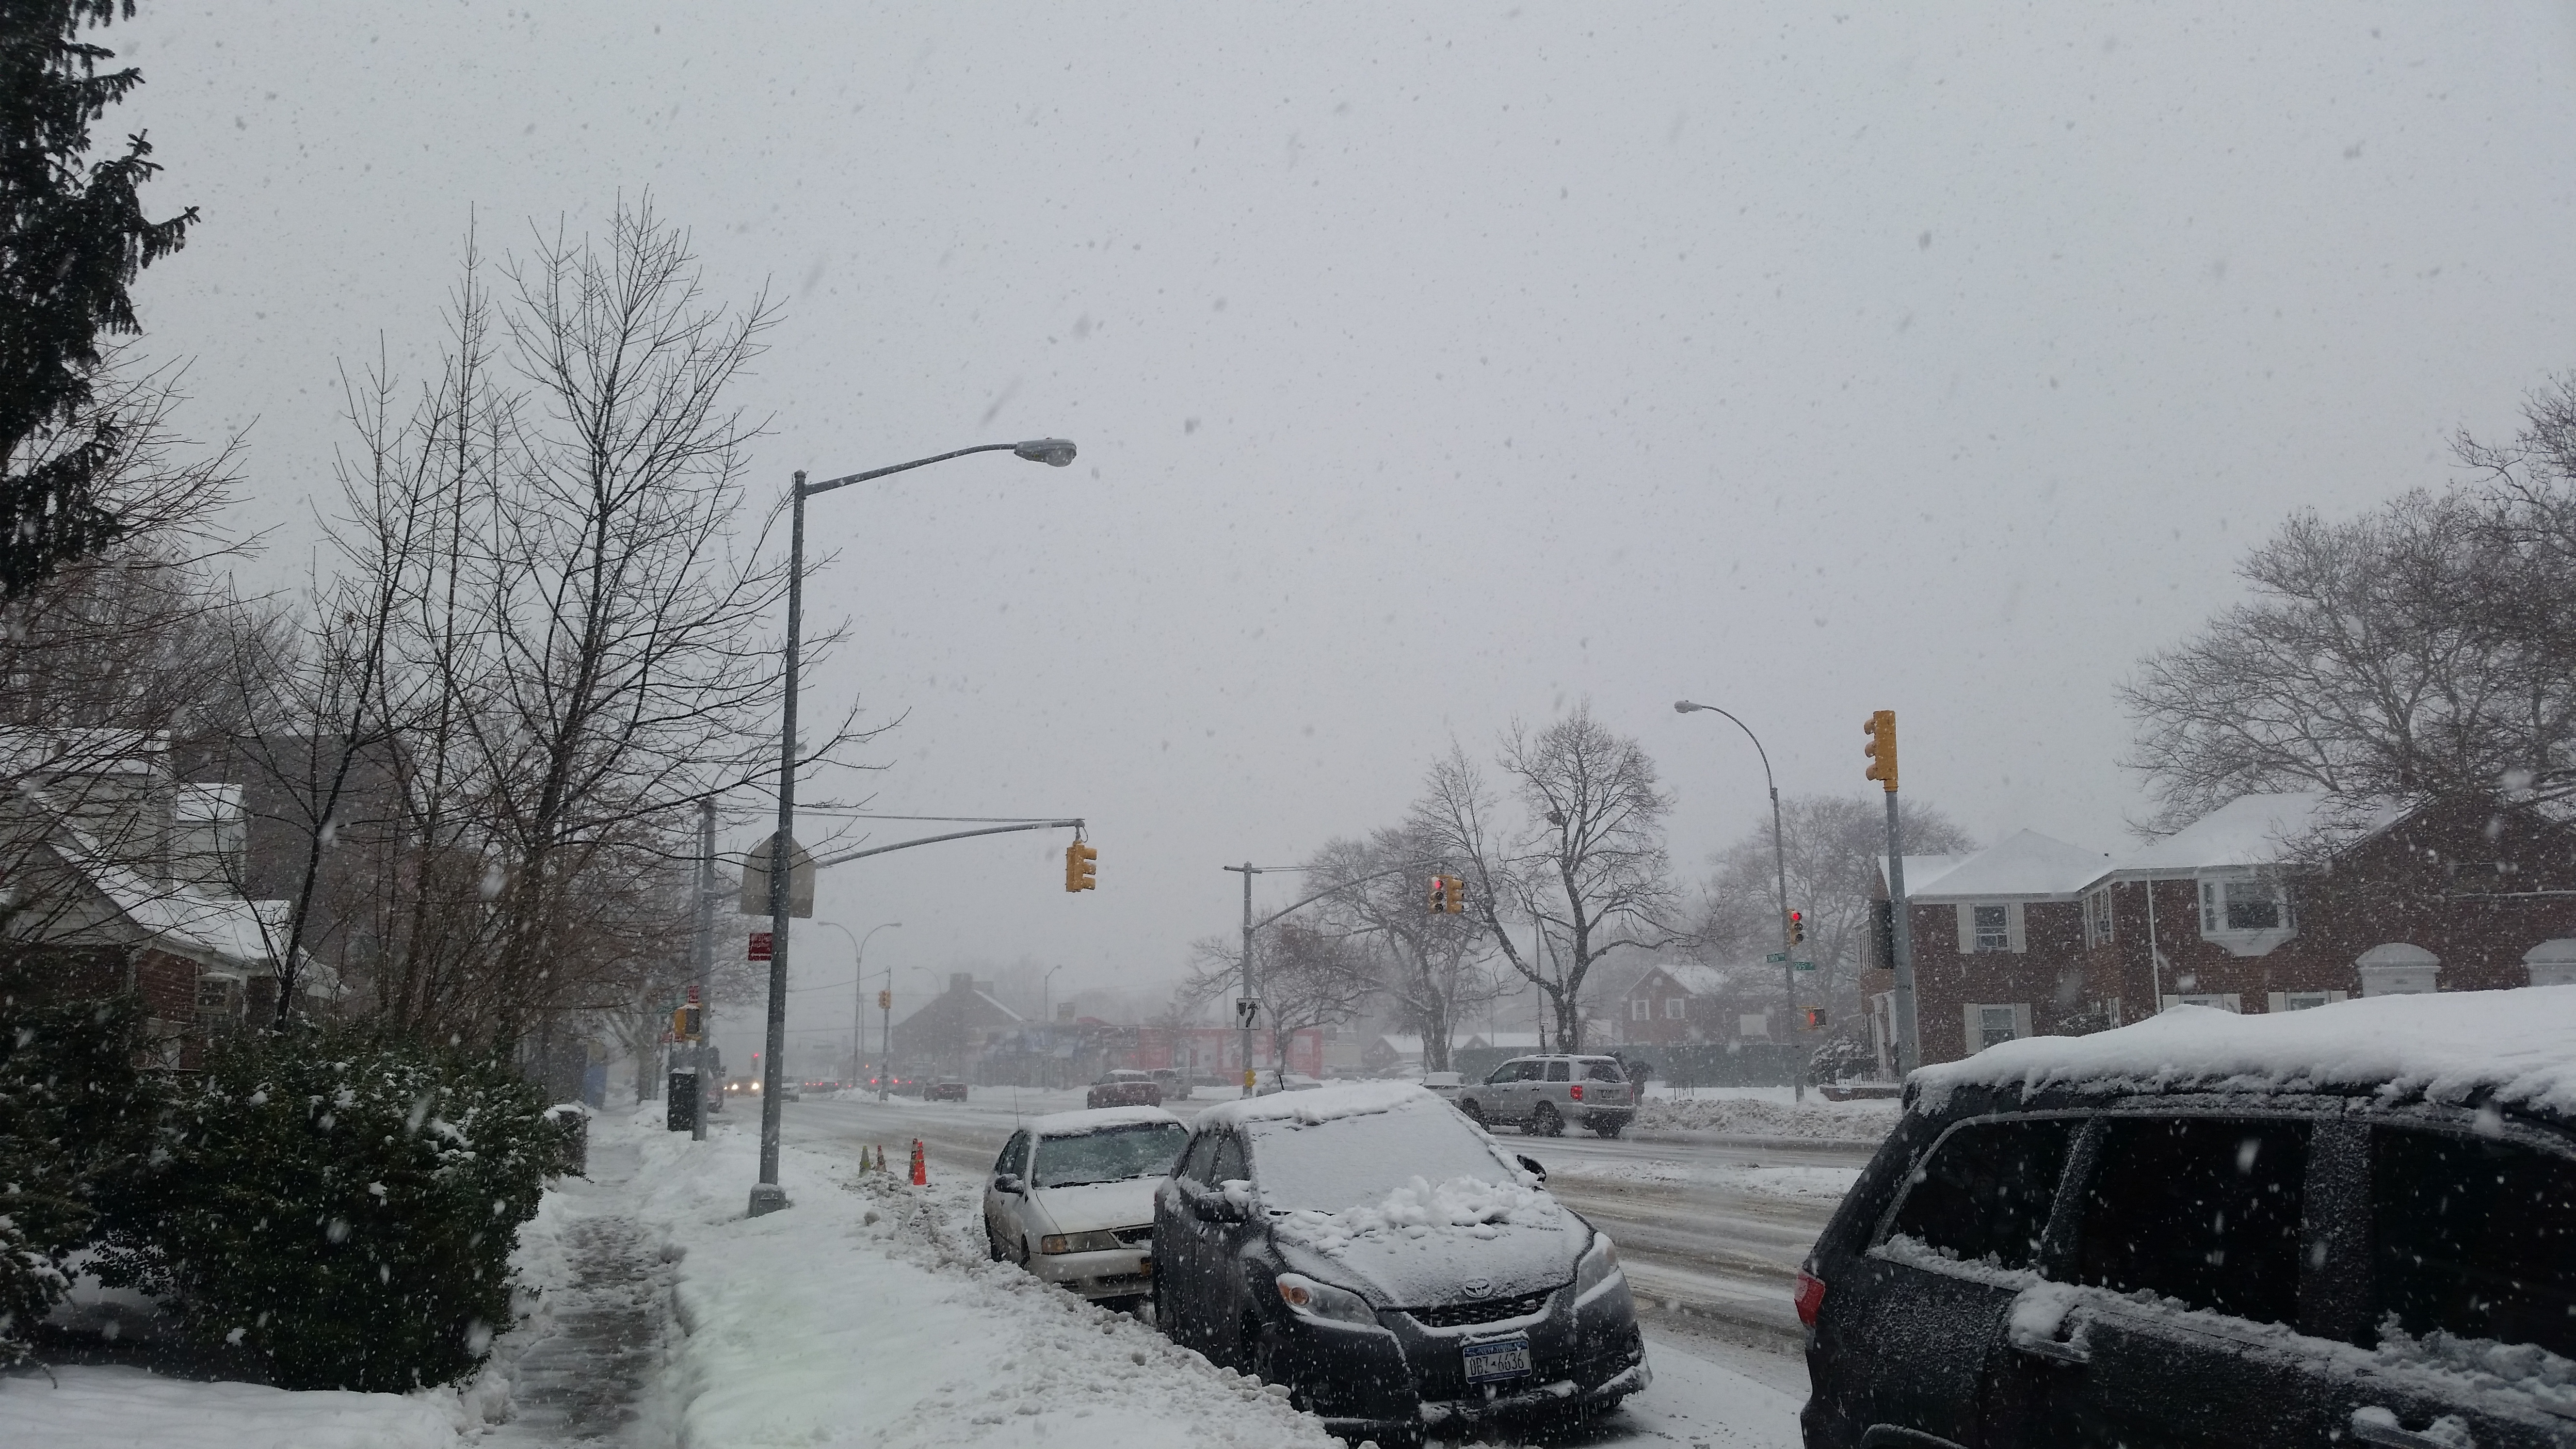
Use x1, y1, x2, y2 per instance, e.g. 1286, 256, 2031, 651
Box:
982, 1106, 1188, 1305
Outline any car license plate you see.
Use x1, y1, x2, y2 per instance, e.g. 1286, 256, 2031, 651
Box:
1462, 1335, 1532, 1383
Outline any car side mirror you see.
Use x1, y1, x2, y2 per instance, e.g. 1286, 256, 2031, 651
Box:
993, 1174, 1024, 1195
1192, 1190, 1246, 1224
1516, 1154, 1547, 1182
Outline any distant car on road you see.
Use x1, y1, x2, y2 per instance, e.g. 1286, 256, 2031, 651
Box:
1087, 1069, 1163, 1109
983, 1105, 1186, 1308
1803, 993, 2576, 1449
1454, 1054, 1634, 1138
926, 1079, 968, 1102
1152, 1081, 1644, 1439
1418, 1070, 1464, 1101
1149, 1066, 1195, 1101
1251, 1072, 1325, 1096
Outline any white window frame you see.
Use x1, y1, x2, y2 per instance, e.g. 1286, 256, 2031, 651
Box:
1663, 997, 1686, 1020
2266, 989, 2344, 1012
2159, 992, 2243, 1013
1738, 1012, 1771, 1040
2193, 871, 2297, 955
1961, 1001, 2033, 1053
1954, 902, 2027, 954
2083, 886, 2114, 946
1630, 997, 1651, 1022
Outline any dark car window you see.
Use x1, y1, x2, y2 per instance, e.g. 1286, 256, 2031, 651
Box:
1032, 1121, 1188, 1189
1175, 1131, 1216, 1185
2076, 1116, 2309, 1326
2372, 1126, 2576, 1358
998, 1130, 1030, 1178
1546, 1060, 1571, 1082
1486, 1059, 1531, 1085
1581, 1060, 1625, 1082
1887, 1115, 2076, 1270
1208, 1131, 1248, 1186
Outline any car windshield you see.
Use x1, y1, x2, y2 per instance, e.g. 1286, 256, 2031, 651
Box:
1246, 1100, 1520, 1212
1031, 1121, 1188, 1189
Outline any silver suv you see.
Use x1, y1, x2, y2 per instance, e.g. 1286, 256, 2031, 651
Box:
1455, 1054, 1635, 1138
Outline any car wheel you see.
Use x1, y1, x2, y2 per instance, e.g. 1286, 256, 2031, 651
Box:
1016, 1234, 1033, 1268
1459, 1098, 1487, 1128
985, 1221, 1008, 1261
1591, 1118, 1624, 1139
1530, 1102, 1563, 1137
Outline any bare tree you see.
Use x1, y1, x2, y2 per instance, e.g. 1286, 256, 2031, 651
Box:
1415, 706, 1679, 1053
1307, 824, 1503, 1073
1184, 920, 1375, 1089
1696, 793, 1976, 1014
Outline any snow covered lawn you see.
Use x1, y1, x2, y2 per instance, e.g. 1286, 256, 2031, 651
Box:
1633, 1088, 1895, 1142
631, 1109, 1347, 1449
0, 1366, 475, 1448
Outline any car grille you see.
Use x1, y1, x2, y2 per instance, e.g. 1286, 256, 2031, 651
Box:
1407, 1291, 1552, 1328
1112, 1225, 1154, 1245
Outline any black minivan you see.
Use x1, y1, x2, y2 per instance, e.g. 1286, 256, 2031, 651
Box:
1800, 996, 2576, 1449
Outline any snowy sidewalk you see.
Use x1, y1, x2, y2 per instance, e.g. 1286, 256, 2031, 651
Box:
483, 1122, 677, 1448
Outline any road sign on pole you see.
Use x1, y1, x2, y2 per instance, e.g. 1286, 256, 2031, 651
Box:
739, 837, 816, 918
1765, 951, 1787, 964
748, 931, 773, 961
1235, 998, 1260, 1030
1793, 959, 1817, 973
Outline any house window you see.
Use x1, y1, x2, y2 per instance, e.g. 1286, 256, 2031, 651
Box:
2282, 991, 2331, 1011
1977, 1004, 2019, 1048
1662, 997, 1685, 1020
2200, 876, 2289, 934
1630, 998, 1650, 1022
1739, 1013, 1770, 1040
2083, 886, 2114, 945
1973, 904, 2010, 952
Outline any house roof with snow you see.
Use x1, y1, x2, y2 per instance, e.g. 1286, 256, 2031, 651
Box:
1881, 853, 1973, 896
2107, 791, 2412, 879
1906, 829, 2112, 903
1630, 961, 1736, 997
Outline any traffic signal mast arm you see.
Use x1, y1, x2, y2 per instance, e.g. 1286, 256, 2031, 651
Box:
807, 818, 1088, 870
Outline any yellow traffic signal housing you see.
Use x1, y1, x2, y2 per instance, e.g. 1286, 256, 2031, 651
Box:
1445, 874, 1465, 913
1065, 839, 1098, 892
877, 988, 892, 1011
1787, 910, 1805, 948
1864, 709, 1899, 792
670, 1006, 688, 1040
1427, 875, 1449, 914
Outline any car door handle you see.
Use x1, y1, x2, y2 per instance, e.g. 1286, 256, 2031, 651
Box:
2351, 1410, 2470, 1449
2009, 1336, 2089, 1366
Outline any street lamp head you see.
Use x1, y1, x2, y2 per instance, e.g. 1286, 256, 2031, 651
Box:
1014, 437, 1078, 467
1674, 700, 1706, 714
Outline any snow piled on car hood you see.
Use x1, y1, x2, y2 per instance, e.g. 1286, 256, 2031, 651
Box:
1914, 988, 2576, 1120
1191, 1078, 1429, 1130
1274, 1171, 1564, 1257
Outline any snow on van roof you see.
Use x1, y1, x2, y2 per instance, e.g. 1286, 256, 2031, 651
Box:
1914, 988, 2576, 1122
1191, 1079, 1435, 1131
1027, 1105, 1184, 1136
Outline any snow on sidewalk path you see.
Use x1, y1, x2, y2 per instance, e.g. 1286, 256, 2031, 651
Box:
631, 1109, 1346, 1449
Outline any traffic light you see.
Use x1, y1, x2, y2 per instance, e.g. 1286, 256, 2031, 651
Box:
670, 1005, 688, 1040
1864, 709, 1899, 792
878, 989, 891, 1011
1787, 910, 1805, 948
1428, 875, 1450, 914
1802, 1006, 1828, 1030
1064, 838, 1097, 892
1444, 874, 1465, 914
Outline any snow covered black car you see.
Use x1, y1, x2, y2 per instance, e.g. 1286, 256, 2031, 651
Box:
1152, 1081, 1646, 1440
1802, 990, 2576, 1449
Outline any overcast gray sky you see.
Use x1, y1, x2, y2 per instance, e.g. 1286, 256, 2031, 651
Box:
110, 3, 2576, 1056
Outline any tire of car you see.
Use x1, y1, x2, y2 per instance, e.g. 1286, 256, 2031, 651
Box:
1016, 1234, 1032, 1268
1529, 1101, 1563, 1138
986, 1222, 1009, 1261
1590, 1118, 1624, 1139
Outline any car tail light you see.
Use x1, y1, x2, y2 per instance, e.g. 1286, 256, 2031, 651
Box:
1570, 1084, 1584, 1101
1794, 1268, 1827, 1326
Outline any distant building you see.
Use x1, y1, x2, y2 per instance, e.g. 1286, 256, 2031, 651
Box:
889, 972, 1024, 1079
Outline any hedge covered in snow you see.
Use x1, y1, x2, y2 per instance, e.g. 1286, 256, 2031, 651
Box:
0, 992, 160, 1367
95, 1030, 559, 1391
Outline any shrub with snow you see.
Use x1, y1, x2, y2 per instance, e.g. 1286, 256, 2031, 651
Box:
0, 987, 160, 1367
94, 1030, 554, 1390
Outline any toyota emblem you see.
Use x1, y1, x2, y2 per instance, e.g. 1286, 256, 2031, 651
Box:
1462, 1278, 1492, 1299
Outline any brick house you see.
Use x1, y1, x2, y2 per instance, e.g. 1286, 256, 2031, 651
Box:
1868, 791, 2576, 1069
889, 972, 1025, 1079
1603, 959, 1782, 1047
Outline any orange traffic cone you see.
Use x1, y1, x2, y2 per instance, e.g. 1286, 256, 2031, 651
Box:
909, 1138, 927, 1186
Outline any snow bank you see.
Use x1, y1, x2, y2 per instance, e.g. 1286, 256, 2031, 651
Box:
1633, 1095, 1895, 1142
1914, 989, 2576, 1119
629, 1112, 1345, 1449
1274, 1172, 1563, 1257
0, 1367, 470, 1449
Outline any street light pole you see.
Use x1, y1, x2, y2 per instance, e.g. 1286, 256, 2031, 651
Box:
1674, 700, 1810, 1104
1222, 863, 1262, 1096
751, 438, 1077, 1218
817, 920, 900, 1090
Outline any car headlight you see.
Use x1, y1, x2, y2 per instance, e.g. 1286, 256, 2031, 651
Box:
1039, 1230, 1125, 1255
1574, 1230, 1625, 1304
1275, 1272, 1380, 1330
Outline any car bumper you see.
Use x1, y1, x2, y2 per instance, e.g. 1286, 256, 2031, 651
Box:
1262, 1275, 1647, 1435
1025, 1244, 1154, 1299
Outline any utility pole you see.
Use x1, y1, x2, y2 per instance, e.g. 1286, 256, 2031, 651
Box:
1223, 863, 1263, 1096
1866, 710, 1919, 1076
693, 799, 714, 1142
